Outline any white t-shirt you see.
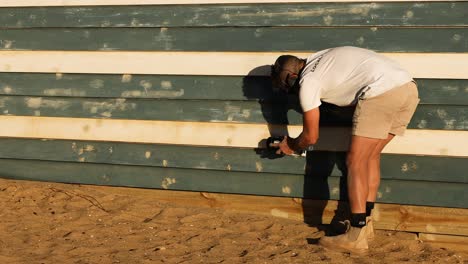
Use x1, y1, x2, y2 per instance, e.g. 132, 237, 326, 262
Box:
299, 46, 413, 112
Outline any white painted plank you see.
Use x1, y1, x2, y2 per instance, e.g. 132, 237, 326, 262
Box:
0, 51, 467, 79
0, 0, 459, 7
0, 116, 466, 157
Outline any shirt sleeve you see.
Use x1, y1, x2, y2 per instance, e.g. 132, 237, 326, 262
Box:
299, 77, 322, 112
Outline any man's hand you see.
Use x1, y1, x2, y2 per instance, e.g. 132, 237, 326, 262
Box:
277, 136, 294, 155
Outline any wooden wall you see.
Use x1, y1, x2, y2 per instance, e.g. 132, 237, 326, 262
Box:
0, 0, 467, 238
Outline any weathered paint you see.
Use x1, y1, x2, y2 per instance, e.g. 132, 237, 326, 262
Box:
0, 73, 466, 105
0, 95, 465, 130
0, 0, 465, 224
2, 0, 467, 7
0, 138, 465, 183
0, 3, 466, 27
0, 28, 466, 52
0, 158, 465, 208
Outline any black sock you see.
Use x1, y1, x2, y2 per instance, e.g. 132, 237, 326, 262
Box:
366, 202, 375, 217
351, 213, 367, 228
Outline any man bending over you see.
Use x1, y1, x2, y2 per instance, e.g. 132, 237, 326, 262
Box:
271, 46, 420, 254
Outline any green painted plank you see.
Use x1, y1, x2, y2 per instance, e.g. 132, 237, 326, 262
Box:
0, 158, 465, 208
415, 79, 468, 105
0, 138, 465, 183
379, 154, 468, 184
0, 3, 466, 28
411, 106, 467, 130
0, 73, 272, 101
0, 73, 466, 105
0, 96, 465, 130
0, 28, 466, 52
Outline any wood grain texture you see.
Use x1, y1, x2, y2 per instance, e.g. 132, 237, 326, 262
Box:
1, 28, 466, 52
0, 138, 465, 183
0, 51, 467, 79
0, 116, 466, 157
419, 233, 468, 245
1, 0, 464, 7
0, 158, 466, 208
1, 2, 465, 29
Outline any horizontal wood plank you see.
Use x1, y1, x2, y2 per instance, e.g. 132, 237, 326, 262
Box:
69, 186, 468, 236
0, 73, 466, 105
0, 138, 465, 183
0, 116, 466, 157
0, 158, 466, 208
1, 0, 465, 7
0, 96, 466, 130
0, 51, 466, 79
419, 233, 468, 245
411, 105, 467, 130
0, 28, 466, 52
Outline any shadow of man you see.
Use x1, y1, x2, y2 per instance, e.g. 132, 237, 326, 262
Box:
242, 65, 356, 242
241, 66, 292, 148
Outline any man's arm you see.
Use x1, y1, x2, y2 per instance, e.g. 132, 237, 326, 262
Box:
279, 107, 320, 154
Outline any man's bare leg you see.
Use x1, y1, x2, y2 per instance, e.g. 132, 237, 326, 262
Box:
319, 135, 382, 254
347, 135, 381, 214
365, 134, 395, 239
367, 134, 395, 203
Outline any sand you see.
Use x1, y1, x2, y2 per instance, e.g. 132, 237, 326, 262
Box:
0, 178, 466, 264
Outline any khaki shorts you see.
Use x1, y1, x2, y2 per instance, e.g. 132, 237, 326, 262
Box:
352, 81, 420, 139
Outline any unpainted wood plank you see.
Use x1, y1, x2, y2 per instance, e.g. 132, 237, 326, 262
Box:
0, 138, 466, 183
148, 190, 468, 236
0, 2, 466, 26
421, 241, 468, 252
419, 233, 468, 244
0, 51, 466, 79
376, 205, 468, 235
0, 28, 466, 52
0, 116, 466, 157
0, 158, 466, 208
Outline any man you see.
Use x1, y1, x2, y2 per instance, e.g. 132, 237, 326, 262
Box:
271, 46, 419, 254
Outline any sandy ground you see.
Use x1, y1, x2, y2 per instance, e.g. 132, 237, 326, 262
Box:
0, 178, 466, 264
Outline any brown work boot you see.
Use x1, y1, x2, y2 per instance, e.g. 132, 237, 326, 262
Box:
367, 216, 374, 241
319, 222, 369, 255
